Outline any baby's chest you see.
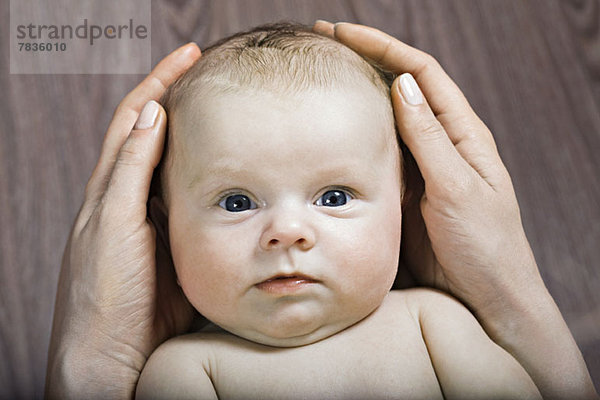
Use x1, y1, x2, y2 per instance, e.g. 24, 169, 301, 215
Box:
209, 318, 442, 399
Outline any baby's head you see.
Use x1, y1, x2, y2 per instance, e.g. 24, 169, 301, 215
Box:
157, 22, 404, 347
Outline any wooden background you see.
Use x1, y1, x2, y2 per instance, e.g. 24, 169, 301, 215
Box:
1, 0, 599, 398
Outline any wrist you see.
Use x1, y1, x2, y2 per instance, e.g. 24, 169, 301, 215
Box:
46, 309, 149, 400
460, 248, 553, 342
46, 339, 143, 400
472, 275, 555, 345
468, 270, 598, 399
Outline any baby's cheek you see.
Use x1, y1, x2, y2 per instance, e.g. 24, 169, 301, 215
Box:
349, 213, 400, 290
183, 233, 255, 316
328, 219, 396, 286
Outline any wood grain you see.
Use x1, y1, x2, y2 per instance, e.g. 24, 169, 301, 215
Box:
1, 0, 598, 398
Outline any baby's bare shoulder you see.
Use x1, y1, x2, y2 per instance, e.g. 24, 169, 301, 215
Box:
136, 333, 220, 399
397, 286, 461, 306
137, 291, 541, 399
138, 292, 443, 399
400, 288, 542, 399
385, 287, 469, 326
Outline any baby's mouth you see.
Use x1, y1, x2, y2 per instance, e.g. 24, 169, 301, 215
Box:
255, 274, 320, 294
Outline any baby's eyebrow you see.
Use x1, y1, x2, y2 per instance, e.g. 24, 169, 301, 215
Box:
188, 160, 376, 193
187, 160, 248, 189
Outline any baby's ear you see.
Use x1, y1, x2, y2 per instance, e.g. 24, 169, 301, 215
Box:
400, 149, 424, 210
148, 195, 171, 252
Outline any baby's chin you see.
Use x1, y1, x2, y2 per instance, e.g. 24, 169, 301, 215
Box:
211, 307, 378, 348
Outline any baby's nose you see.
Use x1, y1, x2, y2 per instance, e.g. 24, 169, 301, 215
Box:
259, 207, 316, 251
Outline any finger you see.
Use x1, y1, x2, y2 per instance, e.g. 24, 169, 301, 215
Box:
333, 23, 468, 119
392, 73, 475, 191
334, 22, 506, 188
313, 19, 335, 38
97, 101, 167, 225
85, 42, 200, 206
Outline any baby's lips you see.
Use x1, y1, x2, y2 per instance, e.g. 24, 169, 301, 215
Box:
256, 272, 320, 285
255, 273, 320, 295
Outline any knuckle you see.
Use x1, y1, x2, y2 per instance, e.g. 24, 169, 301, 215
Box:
423, 53, 440, 68
115, 138, 146, 167
149, 74, 168, 93
417, 53, 441, 75
112, 101, 137, 126
377, 37, 394, 64
445, 171, 478, 201
419, 118, 446, 139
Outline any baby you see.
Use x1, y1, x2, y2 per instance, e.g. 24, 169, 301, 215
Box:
136, 23, 541, 399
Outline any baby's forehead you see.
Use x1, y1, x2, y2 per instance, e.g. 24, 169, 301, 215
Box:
172, 83, 394, 155
162, 85, 401, 198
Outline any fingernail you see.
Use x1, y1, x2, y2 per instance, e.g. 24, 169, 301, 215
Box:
315, 19, 331, 25
399, 73, 423, 106
135, 100, 159, 130
333, 22, 349, 33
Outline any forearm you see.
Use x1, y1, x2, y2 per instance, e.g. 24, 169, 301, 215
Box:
45, 270, 147, 400
46, 338, 143, 400
472, 265, 597, 399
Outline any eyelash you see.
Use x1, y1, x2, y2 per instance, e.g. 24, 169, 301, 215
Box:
316, 190, 352, 206
216, 186, 356, 211
216, 190, 258, 211
217, 189, 251, 202
316, 186, 355, 203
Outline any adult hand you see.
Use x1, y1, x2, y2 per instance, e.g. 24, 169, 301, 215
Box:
313, 21, 597, 399
314, 20, 540, 317
45, 43, 202, 399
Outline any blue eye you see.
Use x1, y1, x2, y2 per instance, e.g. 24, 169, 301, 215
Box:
316, 190, 352, 207
219, 194, 257, 212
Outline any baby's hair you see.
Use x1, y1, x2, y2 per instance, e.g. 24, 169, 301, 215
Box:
162, 22, 396, 109
153, 21, 409, 208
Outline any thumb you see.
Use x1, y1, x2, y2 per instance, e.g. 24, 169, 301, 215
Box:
101, 100, 167, 221
391, 73, 470, 191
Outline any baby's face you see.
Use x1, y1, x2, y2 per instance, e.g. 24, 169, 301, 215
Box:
167, 85, 402, 347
